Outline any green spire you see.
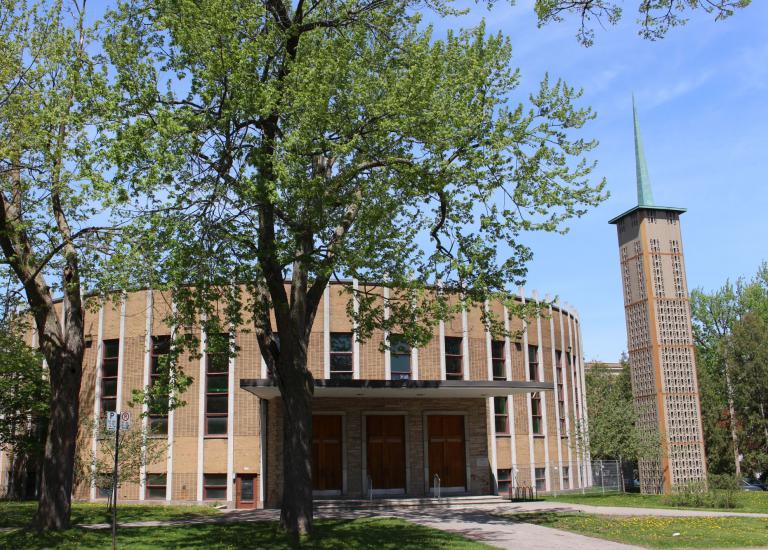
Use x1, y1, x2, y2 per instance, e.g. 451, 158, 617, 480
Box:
633, 96, 655, 207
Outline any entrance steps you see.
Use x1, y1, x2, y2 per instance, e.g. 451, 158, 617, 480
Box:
314, 494, 507, 511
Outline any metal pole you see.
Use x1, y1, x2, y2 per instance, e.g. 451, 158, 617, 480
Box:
112, 415, 121, 550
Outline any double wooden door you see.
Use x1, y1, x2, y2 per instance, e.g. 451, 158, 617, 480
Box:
427, 415, 466, 489
312, 414, 343, 493
366, 415, 406, 491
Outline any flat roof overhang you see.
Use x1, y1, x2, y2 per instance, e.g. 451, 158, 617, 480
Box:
240, 378, 554, 400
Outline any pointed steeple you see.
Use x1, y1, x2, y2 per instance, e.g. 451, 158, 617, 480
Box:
633, 96, 655, 207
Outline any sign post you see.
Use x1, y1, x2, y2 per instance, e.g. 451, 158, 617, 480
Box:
106, 411, 130, 550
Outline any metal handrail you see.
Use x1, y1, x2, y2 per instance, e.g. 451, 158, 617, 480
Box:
433, 473, 441, 499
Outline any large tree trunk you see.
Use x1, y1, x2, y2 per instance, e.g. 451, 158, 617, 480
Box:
35, 351, 83, 530
277, 350, 314, 536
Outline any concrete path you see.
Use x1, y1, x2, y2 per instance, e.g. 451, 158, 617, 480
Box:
501, 499, 768, 519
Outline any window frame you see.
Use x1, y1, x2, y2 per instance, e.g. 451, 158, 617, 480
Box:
148, 335, 171, 435
497, 468, 512, 495
534, 467, 546, 492
203, 473, 228, 500
493, 396, 510, 435
100, 339, 120, 414
555, 352, 566, 435
444, 336, 463, 380
527, 345, 539, 381
145, 473, 167, 500
491, 340, 506, 381
562, 466, 570, 487
531, 392, 543, 435
389, 334, 411, 381
329, 332, 354, 380
205, 333, 230, 437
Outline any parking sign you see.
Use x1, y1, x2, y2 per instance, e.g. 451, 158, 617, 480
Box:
106, 411, 118, 432
120, 411, 131, 430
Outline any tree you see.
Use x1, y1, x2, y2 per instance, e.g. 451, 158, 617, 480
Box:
76, 416, 166, 509
0, 320, 49, 499
728, 312, 768, 476
583, 358, 659, 466
101, 0, 749, 535
0, 0, 111, 530
691, 263, 768, 477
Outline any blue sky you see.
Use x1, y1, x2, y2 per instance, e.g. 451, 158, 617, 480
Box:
426, 1, 768, 361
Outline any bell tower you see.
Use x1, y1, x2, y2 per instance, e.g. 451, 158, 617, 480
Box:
608, 100, 707, 493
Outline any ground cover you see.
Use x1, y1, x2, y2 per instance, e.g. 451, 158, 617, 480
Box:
510, 511, 768, 548
544, 491, 768, 514
0, 501, 221, 528
0, 517, 490, 549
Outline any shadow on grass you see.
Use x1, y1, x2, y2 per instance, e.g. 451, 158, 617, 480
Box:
0, 517, 489, 549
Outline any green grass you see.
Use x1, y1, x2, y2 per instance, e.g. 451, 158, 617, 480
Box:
0, 518, 491, 549
0, 501, 221, 528
510, 512, 768, 548
544, 490, 768, 514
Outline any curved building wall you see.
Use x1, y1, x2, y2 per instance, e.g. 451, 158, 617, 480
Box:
4, 283, 590, 505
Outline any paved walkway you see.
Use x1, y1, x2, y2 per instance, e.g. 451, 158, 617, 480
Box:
73, 501, 768, 549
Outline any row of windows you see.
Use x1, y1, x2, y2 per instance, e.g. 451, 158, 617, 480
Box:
496, 466, 561, 493
99, 473, 228, 500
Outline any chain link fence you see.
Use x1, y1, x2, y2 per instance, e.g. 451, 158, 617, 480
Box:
502, 459, 625, 500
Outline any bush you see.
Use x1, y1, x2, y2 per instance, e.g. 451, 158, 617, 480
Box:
663, 475, 739, 509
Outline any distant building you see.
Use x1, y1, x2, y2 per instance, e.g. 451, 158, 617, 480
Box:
585, 361, 624, 376
608, 101, 707, 494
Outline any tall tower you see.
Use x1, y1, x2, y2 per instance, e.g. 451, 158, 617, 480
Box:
608, 101, 707, 493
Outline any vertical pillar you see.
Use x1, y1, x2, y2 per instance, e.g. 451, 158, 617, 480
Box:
90, 301, 105, 500
139, 290, 153, 501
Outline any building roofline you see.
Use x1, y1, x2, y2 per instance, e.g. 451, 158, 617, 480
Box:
608, 205, 687, 225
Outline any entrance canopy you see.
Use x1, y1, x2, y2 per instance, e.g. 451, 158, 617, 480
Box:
240, 378, 553, 400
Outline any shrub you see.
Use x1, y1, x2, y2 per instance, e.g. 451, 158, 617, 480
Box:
663, 475, 740, 509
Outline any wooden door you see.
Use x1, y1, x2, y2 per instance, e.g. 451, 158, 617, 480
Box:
427, 415, 466, 489
235, 474, 257, 509
312, 414, 343, 492
366, 415, 406, 491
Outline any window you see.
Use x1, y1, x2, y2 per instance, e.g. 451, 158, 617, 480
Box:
556, 351, 566, 434
527, 345, 539, 381
206, 333, 230, 436
145, 473, 167, 499
562, 466, 569, 487
389, 334, 411, 381
531, 392, 543, 434
494, 396, 509, 435
203, 474, 228, 500
491, 340, 506, 380
535, 467, 546, 491
444, 336, 463, 380
497, 468, 512, 495
149, 335, 171, 435
100, 340, 119, 413
96, 472, 112, 498
330, 333, 353, 379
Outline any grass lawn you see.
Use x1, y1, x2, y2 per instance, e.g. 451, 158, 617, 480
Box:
510, 512, 768, 548
0, 501, 221, 528
544, 491, 768, 514
0, 518, 491, 549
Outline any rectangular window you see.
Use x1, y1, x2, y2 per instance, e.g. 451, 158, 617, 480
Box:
491, 340, 506, 380
145, 473, 167, 500
531, 392, 543, 435
96, 472, 112, 498
389, 334, 411, 381
203, 474, 228, 500
556, 353, 566, 434
494, 396, 509, 435
100, 339, 119, 413
562, 466, 569, 486
444, 336, 463, 380
497, 468, 512, 495
149, 335, 171, 435
206, 333, 229, 436
330, 332, 353, 379
535, 467, 546, 491
527, 345, 539, 381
